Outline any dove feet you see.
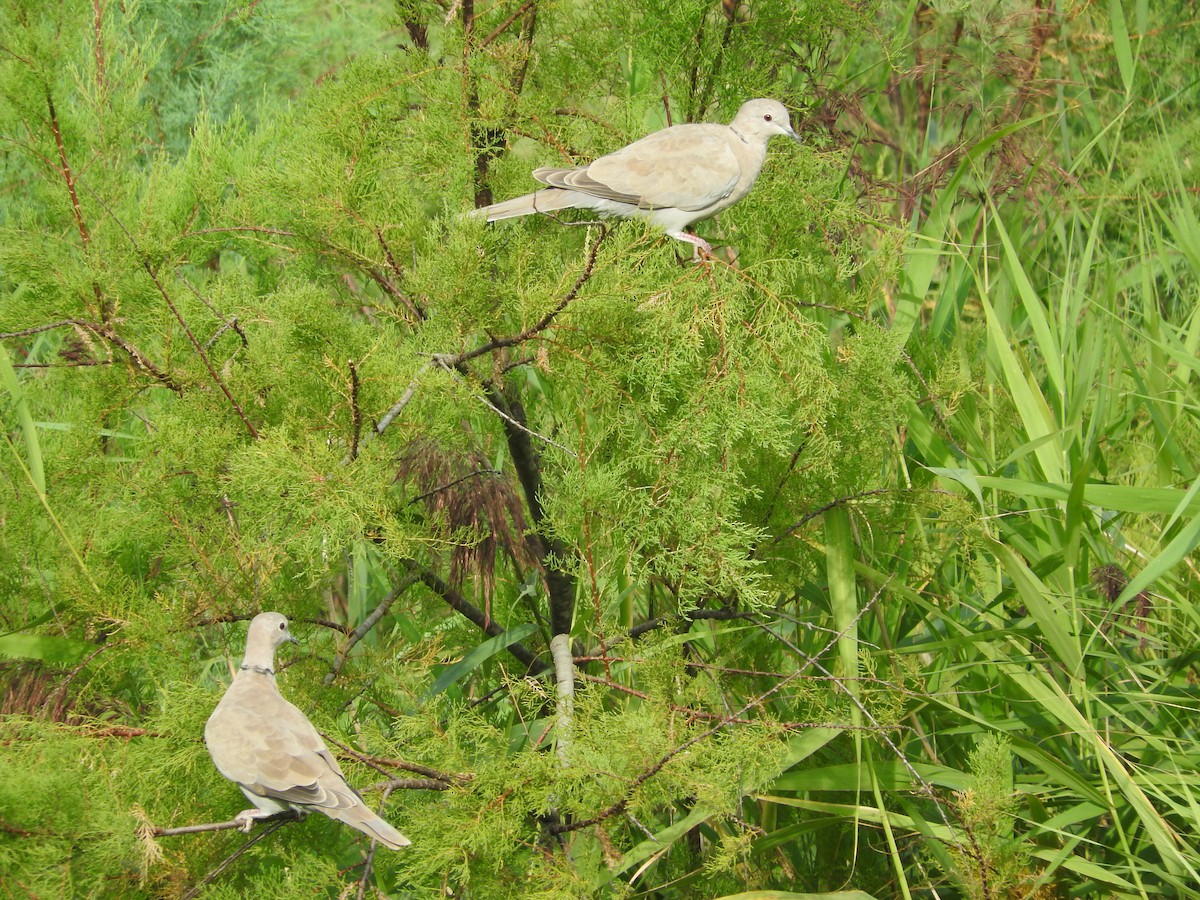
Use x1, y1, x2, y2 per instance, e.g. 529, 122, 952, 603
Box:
233, 808, 283, 833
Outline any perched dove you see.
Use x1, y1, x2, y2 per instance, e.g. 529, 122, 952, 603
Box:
472, 98, 799, 254
205, 612, 411, 849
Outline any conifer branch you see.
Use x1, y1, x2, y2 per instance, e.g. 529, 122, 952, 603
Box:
80, 185, 261, 439
480, 0, 536, 47
371, 224, 425, 321
90, 0, 106, 89
374, 228, 605, 442
1, 318, 183, 392
321, 736, 468, 787
455, 225, 606, 366
176, 812, 301, 900
550, 593, 885, 836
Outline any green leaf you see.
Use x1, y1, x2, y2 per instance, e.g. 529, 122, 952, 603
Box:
0, 343, 45, 496
0, 633, 95, 665
426, 624, 539, 698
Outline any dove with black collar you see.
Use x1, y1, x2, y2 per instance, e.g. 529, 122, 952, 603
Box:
472, 98, 799, 254
205, 612, 410, 849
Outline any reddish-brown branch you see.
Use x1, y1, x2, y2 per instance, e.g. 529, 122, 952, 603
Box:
46, 93, 89, 249
481, 0, 536, 47
1, 317, 182, 392
455, 225, 606, 367
91, 0, 106, 89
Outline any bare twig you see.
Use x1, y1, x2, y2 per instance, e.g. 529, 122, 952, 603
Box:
364, 776, 455, 792
151, 808, 303, 838
325, 574, 418, 685
375, 360, 431, 435
435, 358, 576, 456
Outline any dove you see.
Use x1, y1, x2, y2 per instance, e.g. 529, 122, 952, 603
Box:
205, 612, 410, 849
471, 98, 799, 254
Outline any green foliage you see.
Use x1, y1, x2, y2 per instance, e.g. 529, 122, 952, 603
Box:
2, 0, 1199, 897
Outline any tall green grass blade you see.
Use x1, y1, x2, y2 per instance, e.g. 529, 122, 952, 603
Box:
426, 623, 539, 698
0, 343, 45, 496
989, 200, 1065, 401
979, 292, 1064, 483
824, 504, 858, 685
1115, 502, 1200, 606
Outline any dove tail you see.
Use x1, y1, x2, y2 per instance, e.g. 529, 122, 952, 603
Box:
329, 804, 412, 850
471, 188, 581, 222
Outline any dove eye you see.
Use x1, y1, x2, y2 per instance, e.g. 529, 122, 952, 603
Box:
764, 114, 773, 121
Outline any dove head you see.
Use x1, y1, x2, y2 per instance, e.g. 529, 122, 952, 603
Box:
241, 612, 298, 673
731, 99, 800, 144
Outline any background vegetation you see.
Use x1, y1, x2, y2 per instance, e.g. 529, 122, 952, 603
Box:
2, 0, 1198, 897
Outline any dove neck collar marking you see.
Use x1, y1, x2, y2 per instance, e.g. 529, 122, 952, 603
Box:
729, 125, 751, 146
240, 663, 275, 676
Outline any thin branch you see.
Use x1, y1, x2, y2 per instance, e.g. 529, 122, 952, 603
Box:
375, 360, 430, 436
627, 608, 752, 641
322, 734, 468, 786
436, 358, 576, 456
149, 810, 303, 838
411, 562, 548, 674
773, 489, 892, 544
481, 0, 537, 46
46, 93, 89, 249
455, 225, 606, 367
548, 657, 806, 835
549, 589, 886, 836
364, 777, 455, 792
81, 185, 260, 437
374, 228, 606, 441
372, 224, 425, 321
324, 573, 418, 685
0, 317, 182, 392
405, 467, 500, 506
91, 0, 106, 89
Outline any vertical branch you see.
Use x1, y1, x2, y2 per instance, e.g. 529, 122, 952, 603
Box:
91, 0, 107, 89
549, 633, 574, 766
46, 92, 108, 321
348, 359, 362, 461
465, 1, 540, 208
46, 93, 90, 250
695, 9, 736, 121
488, 378, 577, 769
